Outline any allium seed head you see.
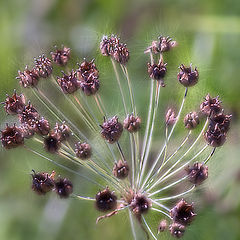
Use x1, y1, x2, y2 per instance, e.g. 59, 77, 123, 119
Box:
51, 46, 71, 66
17, 66, 39, 88
112, 159, 129, 179
123, 114, 141, 133
34, 55, 53, 78
54, 177, 73, 198
209, 113, 231, 133
36, 117, 50, 136
158, 219, 168, 233
130, 194, 152, 216
177, 64, 199, 87
95, 188, 117, 212
75, 142, 92, 160
200, 94, 222, 116
184, 112, 200, 129
169, 223, 185, 238
166, 108, 177, 126
186, 162, 208, 185
53, 122, 71, 141
147, 61, 167, 84
44, 134, 61, 153
204, 125, 226, 147
3, 91, 26, 114
57, 70, 79, 94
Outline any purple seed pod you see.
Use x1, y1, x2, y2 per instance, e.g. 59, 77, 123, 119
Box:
34, 54, 53, 78
184, 112, 200, 129
17, 66, 39, 88
169, 222, 185, 238
51, 46, 71, 66
112, 159, 129, 179
54, 177, 73, 198
200, 94, 222, 116
186, 162, 208, 185
75, 142, 92, 160
177, 64, 199, 87
123, 114, 141, 133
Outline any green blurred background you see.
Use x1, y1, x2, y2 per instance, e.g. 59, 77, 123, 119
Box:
0, 0, 240, 239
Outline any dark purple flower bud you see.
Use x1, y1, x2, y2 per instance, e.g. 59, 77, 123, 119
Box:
75, 142, 92, 160
200, 94, 222, 116
184, 112, 200, 129
130, 194, 152, 216
112, 159, 129, 179
147, 61, 167, 83
95, 187, 117, 212
204, 124, 226, 147
34, 55, 53, 78
186, 162, 208, 185
170, 199, 196, 225
113, 43, 130, 65
17, 66, 39, 88
36, 117, 50, 135
51, 46, 70, 66
31, 170, 55, 195
1, 124, 24, 149
158, 219, 168, 233
44, 134, 61, 153
3, 90, 25, 114
53, 122, 71, 141
177, 64, 199, 87
169, 223, 185, 238
57, 70, 79, 94
123, 114, 141, 133
166, 108, 177, 126
54, 177, 73, 198
209, 113, 231, 133
100, 116, 123, 144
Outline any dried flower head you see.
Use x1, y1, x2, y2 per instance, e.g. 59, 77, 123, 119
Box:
36, 117, 50, 136
184, 112, 200, 129
130, 194, 152, 216
186, 162, 208, 185
75, 142, 92, 160
19, 102, 39, 128
169, 223, 185, 238
31, 170, 55, 195
57, 70, 79, 94
166, 108, 177, 125
200, 94, 222, 116
123, 114, 141, 133
204, 125, 226, 147
170, 199, 196, 226
209, 113, 231, 133
95, 188, 117, 212
44, 134, 61, 153
158, 219, 168, 233
53, 122, 71, 141
100, 116, 123, 144
51, 46, 71, 66
177, 64, 199, 87
100, 35, 119, 56
34, 55, 53, 78
1, 124, 24, 149
147, 61, 167, 85
113, 43, 130, 65
112, 159, 129, 179
17, 66, 39, 88
54, 177, 73, 198
3, 90, 25, 114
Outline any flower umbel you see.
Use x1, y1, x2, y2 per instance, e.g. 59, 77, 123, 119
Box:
1, 34, 231, 239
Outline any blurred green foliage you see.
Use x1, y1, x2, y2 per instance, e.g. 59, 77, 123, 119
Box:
0, 0, 240, 239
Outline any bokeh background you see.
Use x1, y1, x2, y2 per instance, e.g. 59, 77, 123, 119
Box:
0, 0, 240, 239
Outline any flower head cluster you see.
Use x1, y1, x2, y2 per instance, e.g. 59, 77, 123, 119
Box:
1, 35, 231, 239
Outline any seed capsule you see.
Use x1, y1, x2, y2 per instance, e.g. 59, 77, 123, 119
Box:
36, 117, 50, 136
75, 142, 92, 160
1, 124, 24, 149
95, 187, 117, 212
166, 108, 177, 126
113, 43, 130, 65
31, 170, 55, 195
44, 134, 61, 153
200, 94, 222, 116
170, 199, 196, 226
100, 35, 119, 56
186, 162, 208, 185
17, 66, 39, 88
3, 91, 25, 114
147, 61, 167, 83
177, 64, 199, 87
100, 116, 123, 144
209, 113, 231, 133
184, 112, 200, 129
169, 223, 185, 238
54, 177, 73, 198
34, 55, 53, 78
51, 46, 70, 66
112, 159, 129, 179
53, 122, 71, 141
204, 125, 226, 147
57, 70, 79, 94
123, 114, 141, 133
158, 219, 168, 233
130, 194, 152, 216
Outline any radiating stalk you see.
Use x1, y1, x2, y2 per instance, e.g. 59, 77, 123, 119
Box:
142, 216, 157, 240
151, 208, 172, 219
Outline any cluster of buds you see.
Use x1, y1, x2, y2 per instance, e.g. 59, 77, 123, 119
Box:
201, 94, 231, 147
31, 170, 73, 198
100, 35, 129, 64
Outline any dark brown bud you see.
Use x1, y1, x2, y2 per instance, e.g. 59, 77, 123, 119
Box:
184, 112, 200, 129
95, 187, 117, 212
169, 223, 185, 238
166, 108, 177, 126
77, 59, 99, 96
204, 125, 226, 147
31, 170, 55, 195
1, 124, 24, 149
53, 122, 71, 141
36, 117, 50, 136
209, 113, 231, 133
44, 134, 61, 153
34, 55, 53, 78
57, 70, 79, 94
112, 159, 129, 179
51, 46, 70, 66
177, 64, 199, 87
147, 61, 167, 83
145, 36, 177, 54
158, 219, 168, 233
123, 114, 141, 133
130, 194, 152, 216
17, 66, 39, 88
200, 94, 222, 116
186, 162, 208, 185
170, 199, 196, 225
75, 142, 92, 160
100, 35, 119, 56
19, 102, 39, 128
3, 90, 25, 114
113, 43, 130, 65
100, 116, 123, 144
54, 177, 73, 198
